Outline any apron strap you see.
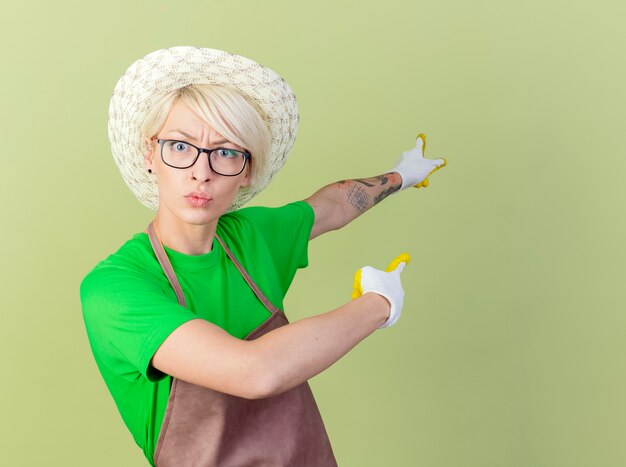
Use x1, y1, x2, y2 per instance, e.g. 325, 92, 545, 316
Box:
214, 236, 281, 314
146, 222, 280, 314
147, 222, 187, 307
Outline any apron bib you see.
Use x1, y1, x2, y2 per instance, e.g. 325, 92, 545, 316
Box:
146, 223, 337, 467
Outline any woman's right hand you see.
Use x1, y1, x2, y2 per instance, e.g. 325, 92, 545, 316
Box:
352, 254, 410, 328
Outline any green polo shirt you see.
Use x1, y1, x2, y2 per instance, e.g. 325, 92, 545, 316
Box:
80, 201, 314, 465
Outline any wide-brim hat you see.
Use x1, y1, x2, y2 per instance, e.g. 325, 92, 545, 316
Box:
108, 46, 299, 211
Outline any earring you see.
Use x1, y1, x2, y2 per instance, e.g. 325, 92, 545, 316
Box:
148, 169, 152, 174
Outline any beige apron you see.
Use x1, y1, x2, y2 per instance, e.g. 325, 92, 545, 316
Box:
146, 223, 337, 467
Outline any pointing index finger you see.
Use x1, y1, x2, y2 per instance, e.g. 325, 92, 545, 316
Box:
415, 133, 426, 153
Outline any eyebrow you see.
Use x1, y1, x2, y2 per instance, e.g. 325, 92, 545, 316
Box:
165, 129, 229, 145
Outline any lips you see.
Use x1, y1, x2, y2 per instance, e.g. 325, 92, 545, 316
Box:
186, 191, 211, 200
185, 191, 212, 208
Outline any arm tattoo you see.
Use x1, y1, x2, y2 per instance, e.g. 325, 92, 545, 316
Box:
354, 178, 375, 187
374, 186, 399, 204
354, 175, 390, 187
346, 185, 370, 213
338, 172, 401, 213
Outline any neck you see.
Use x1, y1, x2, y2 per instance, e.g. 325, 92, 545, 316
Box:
153, 209, 217, 255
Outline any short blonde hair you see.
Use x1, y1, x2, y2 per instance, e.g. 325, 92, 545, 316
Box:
141, 84, 271, 184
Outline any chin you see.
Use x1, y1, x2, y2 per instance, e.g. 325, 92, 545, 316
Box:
179, 202, 230, 226
176, 209, 217, 226
157, 194, 234, 228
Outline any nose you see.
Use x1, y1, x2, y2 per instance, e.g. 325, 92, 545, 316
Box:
191, 152, 214, 182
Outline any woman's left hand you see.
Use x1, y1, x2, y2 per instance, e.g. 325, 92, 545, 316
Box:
391, 134, 447, 190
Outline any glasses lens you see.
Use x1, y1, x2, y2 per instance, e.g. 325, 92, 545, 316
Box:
161, 140, 198, 168
210, 149, 247, 175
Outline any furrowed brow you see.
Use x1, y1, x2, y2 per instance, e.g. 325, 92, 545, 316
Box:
166, 129, 230, 146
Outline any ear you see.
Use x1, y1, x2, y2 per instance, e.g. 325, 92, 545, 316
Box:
143, 138, 156, 173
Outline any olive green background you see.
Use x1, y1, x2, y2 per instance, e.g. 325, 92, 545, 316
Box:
2, 0, 625, 466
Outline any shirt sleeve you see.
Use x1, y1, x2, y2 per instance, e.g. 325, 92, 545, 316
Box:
233, 201, 315, 294
247, 201, 313, 262
80, 266, 200, 382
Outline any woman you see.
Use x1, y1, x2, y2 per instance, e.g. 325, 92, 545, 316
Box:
81, 46, 446, 467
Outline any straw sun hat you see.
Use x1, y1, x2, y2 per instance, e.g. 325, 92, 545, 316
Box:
108, 46, 299, 211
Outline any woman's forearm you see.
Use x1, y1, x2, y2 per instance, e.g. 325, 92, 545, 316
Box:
306, 172, 402, 239
251, 292, 390, 397
152, 293, 391, 399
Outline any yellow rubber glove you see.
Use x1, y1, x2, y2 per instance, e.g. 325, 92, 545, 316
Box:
352, 253, 411, 328
392, 134, 447, 190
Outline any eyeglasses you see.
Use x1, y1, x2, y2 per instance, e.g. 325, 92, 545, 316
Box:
156, 139, 251, 176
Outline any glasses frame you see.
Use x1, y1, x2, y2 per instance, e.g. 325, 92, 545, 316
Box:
156, 138, 251, 176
